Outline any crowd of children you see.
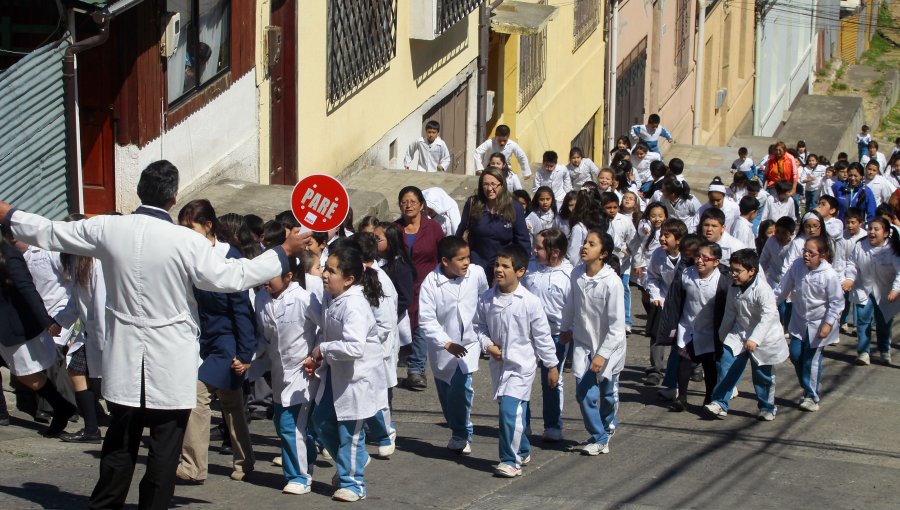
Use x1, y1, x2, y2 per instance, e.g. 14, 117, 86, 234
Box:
2, 115, 899, 503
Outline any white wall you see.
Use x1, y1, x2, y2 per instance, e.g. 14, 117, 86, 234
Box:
114, 72, 259, 212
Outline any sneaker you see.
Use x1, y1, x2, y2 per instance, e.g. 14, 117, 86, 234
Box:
703, 402, 727, 419
447, 437, 469, 453
879, 351, 892, 365
799, 398, 819, 412
332, 488, 365, 502
625, 325, 632, 335
230, 469, 252, 482
581, 442, 610, 456
377, 434, 396, 457
493, 463, 522, 478
657, 387, 678, 401
541, 428, 563, 442
405, 373, 427, 391
669, 399, 687, 412
839, 323, 853, 336
282, 482, 311, 495
318, 443, 333, 461
731, 386, 739, 399
856, 352, 871, 366
272, 456, 283, 467
521, 454, 531, 465
757, 410, 775, 421
644, 372, 662, 386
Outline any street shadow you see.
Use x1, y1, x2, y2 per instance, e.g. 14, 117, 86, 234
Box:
0, 482, 90, 509
394, 435, 497, 474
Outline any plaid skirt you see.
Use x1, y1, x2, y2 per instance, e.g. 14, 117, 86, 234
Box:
67, 345, 89, 376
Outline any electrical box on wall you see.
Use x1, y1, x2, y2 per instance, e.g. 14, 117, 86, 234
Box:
266, 26, 283, 71
161, 12, 181, 58
410, 0, 441, 40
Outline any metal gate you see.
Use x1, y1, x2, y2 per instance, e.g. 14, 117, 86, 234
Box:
614, 38, 647, 141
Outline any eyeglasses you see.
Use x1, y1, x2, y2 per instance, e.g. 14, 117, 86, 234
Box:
400, 200, 420, 207
697, 255, 718, 263
802, 249, 820, 257
730, 268, 748, 276
482, 182, 502, 189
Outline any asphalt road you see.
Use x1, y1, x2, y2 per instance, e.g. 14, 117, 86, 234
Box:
2, 302, 898, 509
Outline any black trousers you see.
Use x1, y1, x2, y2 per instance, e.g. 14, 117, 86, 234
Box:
677, 342, 717, 405
89, 402, 190, 510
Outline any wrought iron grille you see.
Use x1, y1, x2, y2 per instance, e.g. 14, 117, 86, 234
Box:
573, 0, 600, 51
674, 0, 690, 85
436, 0, 481, 36
327, 0, 398, 103
518, 4, 547, 111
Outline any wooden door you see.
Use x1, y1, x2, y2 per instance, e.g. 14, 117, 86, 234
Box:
423, 82, 468, 174
614, 39, 647, 140
270, 0, 298, 184
79, 38, 117, 214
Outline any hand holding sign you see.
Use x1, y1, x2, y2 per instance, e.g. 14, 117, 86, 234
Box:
291, 175, 350, 232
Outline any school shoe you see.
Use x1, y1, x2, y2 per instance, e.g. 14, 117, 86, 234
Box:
657, 387, 678, 401
840, 323, 855, 336
0, 413, 9, 426
644, 372, 662, 386
541, 428, 563, 442
731, 386, 739, 399
282, 482, 311, 495
318, 442, 333, 461
332, 488, 365, 502
331, 456, 372, 487
521, 455, 531, 466
493, 463, 522, 478
690, 366, 704, 382
447, 437, 471, 454
757, 410, 776, 421
703, 402, 728, 419
272, 456, 283, 467
625, 325, 632, 335
230, 468, 253, 482
581, 442, 610, 456
798, 398, 820, 412
669, 399, 687, 413
879, 351, 892, 365
855, 352, 871, 366
377, 434, 396, 458
405, 373, 427, 391
59, 428, 102, 443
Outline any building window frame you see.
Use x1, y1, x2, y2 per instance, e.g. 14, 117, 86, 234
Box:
165, 0, 232, 108
327, 0, 398, 104
674, 0, 691, 85
436, 0, 481, 36
573, 0, 600, 51
518, 1, 548, 111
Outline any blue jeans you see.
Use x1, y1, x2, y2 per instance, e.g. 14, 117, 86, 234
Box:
312, 374, 368, 497
540, 335, 569, 431
804, 189, 819, 214
274, 402, 316, 486
789, 333, 825, 403
407, 326, 427, 375
858, 144, 869, 161
710, 346, 776, 413
434, 367, 474, 441
622, 274, 633, 327
575, 372, 619, 446
855, 295, 893, 355
661, 343, 681, 389
841, 292, 855, 325
497, 396, 530, 468
778, 301, 792, 331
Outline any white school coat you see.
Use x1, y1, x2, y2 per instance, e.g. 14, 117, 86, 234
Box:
646, 249, 681, 303
418, 265, 489, 384
566, 222, 589, 266
609, 213, 639, 275
423, 187, 462, 237
677, 266, 721, 356
474, 285, 558, 401
523, 261, 573, 335
315, 285, 383, 421
533, 164, 572, 205
699, 199, 741, 231
719, 276, 789, 366
10, 208, 288, 410
779, 236, 807, 281
255, 283, 322, 407
729, 217, 756, 250
867, 174, 896, 206
404, 136, 451, 172
714, 231, 751, 266
764, 195, 796, 222
561, 264, 627, 381
55, 259, 107, 376
567, 158, 601, 188
23, 246, 74, 346
844, 240, 900, 318
525, 210, 557, 245
775, 260, 843, 348
759, 236, 792, 287
665, 197, 702, 232
474, 138, 532, 176
371, 265, 400, 391
833, 230, 866, 279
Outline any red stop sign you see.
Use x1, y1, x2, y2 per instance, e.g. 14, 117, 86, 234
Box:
290, 174, 350, 232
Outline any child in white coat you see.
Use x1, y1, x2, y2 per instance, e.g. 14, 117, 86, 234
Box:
560, 230, 626, 455
567, 147, 601, 189
474, 244, 559, 478
705, 249, 789, 421
305, 242, 384, 502
418, 236, 488, 454
523, 229, 573, 442
775, 236, 843, 412
525, 187, 558, 245
533, 150, 573, 206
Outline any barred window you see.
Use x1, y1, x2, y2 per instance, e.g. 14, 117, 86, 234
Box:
519, 2, 547, 111
573, 0, 600, 51
674, 0, 690, 85
327, 0, 398, 104
436, 0, 481, 35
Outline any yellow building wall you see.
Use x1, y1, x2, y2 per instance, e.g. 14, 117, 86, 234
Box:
295, 3, 479, 178
495, 0, 607, 172
698, 1, 754, 146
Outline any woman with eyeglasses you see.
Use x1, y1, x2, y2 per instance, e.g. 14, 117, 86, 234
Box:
456, 167, 531, 277
394, 186, 445, 391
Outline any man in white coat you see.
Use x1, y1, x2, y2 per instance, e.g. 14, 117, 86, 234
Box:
0, 160, 311, 510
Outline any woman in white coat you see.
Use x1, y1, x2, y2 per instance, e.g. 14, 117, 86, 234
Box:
775, 236, 844, 412
706, 249, 789, 421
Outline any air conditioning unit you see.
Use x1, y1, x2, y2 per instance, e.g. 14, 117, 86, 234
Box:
160, 12, 181, 58
410, 0, 442, 40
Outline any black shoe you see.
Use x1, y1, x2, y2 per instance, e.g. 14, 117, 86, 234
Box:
210, 424, 226, 442
0, 413, 9, 426
41, 402, 77, 438
405, 373, 427, 391
248, 409, 267, 421
34, 410, 51, 424
219, 442, 234, 455
669, 399, 687, 413
644, 372, 663, 386
59, 429, 102, 444
690, 366, 704, 382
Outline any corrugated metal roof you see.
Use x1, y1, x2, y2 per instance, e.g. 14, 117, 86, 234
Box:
0, 39, 69, 219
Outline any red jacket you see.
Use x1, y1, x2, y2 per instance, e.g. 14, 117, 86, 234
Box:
394, 216, 445, 330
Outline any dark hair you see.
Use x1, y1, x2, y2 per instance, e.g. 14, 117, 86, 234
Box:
818, 195, 839, 212
542, 150, 558, 164
847, 162, 865, 176
276, 210, 301, 229
615, 135, 632, 150
648, 113, 661, 124
680, 233, 702, 254
649, 159, 667, 179
845, 207, 865, 223
488, 152, 512, 179
642, 202, 669, 250
0, 238, 12, 286
600, 191, 620, 207
756, 219, 776, 254
261, 220, 286, 249
340, 208, 354, 237
438, 235, 469, 262
613, 160, 634, 192
495, 124, 511, 137
297, 251, 319, 274
868, 217, 900, 256
773, 180, 792, 195
584, 229, 614, 265
746, 180, 762, 193
698, 240, 723, 260
569, 147, 584, 158
730, 249, 759, 273
805, 235, 833, 262
876, 203, 897, 221
660, 217, 688, 240
137, 160, 179, 208
739, 196, 759, 216
775, 216, 797, 232
806, 153, 818, 165
730, 172, 748, 188
495, 243, 529, 272
177, 199, 218, 234
327, 241, 384, 307
530, 186, 557, 215
796, 140, 807, 149
536, 228, 567, 263
699, 208, 726, 227
662, 176, 692, 200
379, 222, 417, 283
425, 120, 440, 131
217, 213, 261, 259
558, 190, 578, 220
607, 254, 622, 276
838, 152, 849, 161
398, 186, 427, 210
834, 160, 849, 172
633, 141, 651, 154
869, 140, 879, 150
244, 214, 264, 239
357, 215, 380, 232
738, 147, 748, 157
865, 159, 881, 172
60, 213, 93, 287
354, 232, 379, 262
668, 158, 684, 175
570, 188, 607, 231
469, 168, 516, 224
310, 231, 328, 246
513, 189, 531, 207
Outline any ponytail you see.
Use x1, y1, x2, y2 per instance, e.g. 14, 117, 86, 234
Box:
359, 266, 385, 307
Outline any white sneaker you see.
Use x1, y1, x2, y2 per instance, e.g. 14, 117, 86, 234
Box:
282, 482, 311, 495
541, 428, 563, 442
566, 438, 593, 452
272, 456, 283, 467
856, 352, 871, 366
799, 398, 820, 412
377, 432, 396, 457
703, 402, 728, 419
657, 387, 678, 400
757, 410, 775, 421
625, 325, 632, 335
880, 351, 892, 365
731, 386, 739, 399
520, 454, 531, 466
332, 488, 365, 502
447, 437, 469, 453
581, 442, 610, 456
318, 443, 333, 461
493, 463, 522, 478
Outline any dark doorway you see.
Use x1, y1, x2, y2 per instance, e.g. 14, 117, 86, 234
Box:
270, 0, 298, 184
423, 82, 469, 174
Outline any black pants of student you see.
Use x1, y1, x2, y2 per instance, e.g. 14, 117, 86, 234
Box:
89, 402, 190, 510
645, 301, 667, 374
677, 343, 717, 405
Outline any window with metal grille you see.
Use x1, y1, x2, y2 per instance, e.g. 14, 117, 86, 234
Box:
674, 0, 690, 85
573, 0, 600, 51
436, 0, 481, 35
519, 3, 547, 111
327, 0, 398, 103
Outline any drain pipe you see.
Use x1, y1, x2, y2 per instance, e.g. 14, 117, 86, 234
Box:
752, 5, 763, 136
607, 0, 619, 156
692, 0, 709, 144
477, 0, 505, 145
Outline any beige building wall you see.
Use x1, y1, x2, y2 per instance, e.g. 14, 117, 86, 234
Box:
697, 1, 755, 146
650, 0, 696, 144
494, 0, 606, 173
295, 3, 480, 178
